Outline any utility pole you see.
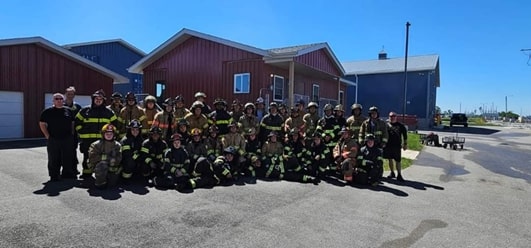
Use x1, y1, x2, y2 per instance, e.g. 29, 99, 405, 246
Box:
402, 22, 411, 123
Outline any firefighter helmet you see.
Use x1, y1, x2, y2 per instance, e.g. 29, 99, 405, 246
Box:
194, 92, 207, 98
162, 98, 174, 107
174, 95, 184, 103
111, 92, 122, 99
351, 103, 363, 110
178, 119, 189, 127
289, 128, 300, 135
269, 102, 278, 109
365, 133, 376, 141
125, 92, 135, 100
209, 125, 219, 134
128, 119, 142, 129
232, 99, 240, 106
307, 102, 318, 109
324, 104, 333, 111
170, 133, 183, 142
244, 102, 255, 109
92, 89, 106, 99
213, 98, 227, 106
228, 121, 239, 128
191, 101, 204, 110
149, 126, 162, 135
268, 131, 278, 138
190, 128, 201, 136
255, 97, 264, 104
246, 127, 257, 136
334, 104, 344, 112
101, 124, 116, 133
223, 146, 237, 155
144, 95, 157, 104
369, 106, 378, 113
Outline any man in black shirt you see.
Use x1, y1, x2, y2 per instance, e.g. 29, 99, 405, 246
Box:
384, 111, 408, 182
39, 93, 75, 181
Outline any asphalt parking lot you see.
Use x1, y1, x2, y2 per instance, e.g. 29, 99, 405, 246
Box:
1, 126, 530, 247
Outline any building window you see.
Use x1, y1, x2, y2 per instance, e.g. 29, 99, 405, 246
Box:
273, 75, 284, 102
339, 90, 344, 105
234, 73, 250, 94
312, 84, 320, 102
155, 81, 166, 101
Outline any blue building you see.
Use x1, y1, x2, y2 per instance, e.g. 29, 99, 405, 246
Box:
64, 39, 146, 95
342, 51, 440, 129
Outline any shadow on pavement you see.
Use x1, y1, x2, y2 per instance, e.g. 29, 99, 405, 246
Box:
33, 179, 79, 197
350, 183, 409, 197
87, 187, 124, 200
382, 178, 445, 191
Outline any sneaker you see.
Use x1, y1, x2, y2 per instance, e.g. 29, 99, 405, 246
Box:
387, 172, 396, 179
397, 174, 405, 182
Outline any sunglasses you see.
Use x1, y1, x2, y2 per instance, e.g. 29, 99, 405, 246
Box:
54, 98, 64, 100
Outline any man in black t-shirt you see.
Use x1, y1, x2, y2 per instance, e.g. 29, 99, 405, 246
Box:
39, 93, 75, 181
383, 111, 408, 182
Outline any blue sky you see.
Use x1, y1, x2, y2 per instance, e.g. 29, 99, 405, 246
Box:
2, 0, 530, 116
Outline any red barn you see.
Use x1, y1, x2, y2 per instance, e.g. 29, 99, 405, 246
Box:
128, 28, 355, 111
0, 37, 128, 139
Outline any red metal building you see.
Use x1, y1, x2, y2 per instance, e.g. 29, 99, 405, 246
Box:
0, 37, 128, 138
128, 29, 355, 110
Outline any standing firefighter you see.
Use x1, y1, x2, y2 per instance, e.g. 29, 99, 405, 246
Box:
284, 106, 305, 135
259, 102, 284, 143
359, 106, 388, 148
209, 98, 233, 136
152, 98, 176, 144
75, 89, 119, 179
120, 119, 145, 182
238, 102, 260, 136
118, 92, 147, 138
88, 124, 122, 189
173, 95, 191, 123
142, 95, 160, 137
303, 102, 320, 145
346, 103, 367, 146
108, 92, 124, 116
185, 101, 210, 134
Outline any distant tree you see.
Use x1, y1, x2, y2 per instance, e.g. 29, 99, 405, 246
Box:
435, 106, 441, 114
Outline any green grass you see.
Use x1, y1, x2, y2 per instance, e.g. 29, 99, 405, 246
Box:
383, 132, 422, 171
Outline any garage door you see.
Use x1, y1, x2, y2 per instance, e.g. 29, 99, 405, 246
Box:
0, 91, 24, 139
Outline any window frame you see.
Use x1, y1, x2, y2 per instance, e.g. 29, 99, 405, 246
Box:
273, 75, 284, 102
233, 73, 251, 94
339, 90, 344, 105
312, 84, 320, 102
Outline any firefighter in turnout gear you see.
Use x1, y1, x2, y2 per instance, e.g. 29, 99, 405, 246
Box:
142, 95, 160, 137
317, 104, 339, 157
186, 128, 208, 167
346, 103, 367, 146
208, 98, 233, 136
120, 119, 145, 181
213, 147, 238, 184
88, 124, 122, 189
243, 127, 261, 178
229, 99, 244, 122
260, 131, 284, 180
307, 131, 331, 178
283, 128, 319, 184
303, 102, 320, 144
187, 157, 219, 190
333, 127, 358, 181
176, 119, 191, 144
221, 121, 246, 158
205, 125, 223, 162
108, 92, 124, 116
153, 133, 191, 189
152, 98, 177, 144
75, 89, 119, 179
193, 91, 212, 116
284, 106, 305, 135
238, 102, 260, 136
332, 104, 346, 142
138, 126, 168, 183
359, 106, 389, 148
356, 134, 383, 186
174, 95, 191, 123
118, 92, 147, 138
259, 102, 284, 143
185, 101, 209, 134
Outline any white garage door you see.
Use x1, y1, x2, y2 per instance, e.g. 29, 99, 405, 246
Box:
44, 93, 92, 109
0, 91, 24, 139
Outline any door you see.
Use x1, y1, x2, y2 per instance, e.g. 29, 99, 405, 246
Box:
0, 91, 24, 139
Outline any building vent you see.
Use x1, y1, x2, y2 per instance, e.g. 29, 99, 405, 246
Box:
378, 47, 387, 60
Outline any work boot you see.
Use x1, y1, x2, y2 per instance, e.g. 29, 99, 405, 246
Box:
387, 172, 396, 179
397, 174, 405, 182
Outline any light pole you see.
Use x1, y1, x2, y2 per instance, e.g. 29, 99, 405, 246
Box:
402, 22, 411, 123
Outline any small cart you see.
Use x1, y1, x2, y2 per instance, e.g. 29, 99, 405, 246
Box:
442, 136, 465, 150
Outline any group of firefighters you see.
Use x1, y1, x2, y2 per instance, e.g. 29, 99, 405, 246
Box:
51, 88, 407, 191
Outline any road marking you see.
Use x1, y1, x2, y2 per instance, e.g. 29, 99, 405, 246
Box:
510, 166, 531, 176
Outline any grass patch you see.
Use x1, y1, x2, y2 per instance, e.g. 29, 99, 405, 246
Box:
382, 132, 421, 171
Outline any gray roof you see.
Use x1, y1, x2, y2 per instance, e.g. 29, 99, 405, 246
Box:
268, 43, 326, 55
342, 54, 439, 75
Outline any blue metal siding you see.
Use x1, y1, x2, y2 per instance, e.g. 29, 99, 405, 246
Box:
68, 42, 144, 94
345, 71, 433, 120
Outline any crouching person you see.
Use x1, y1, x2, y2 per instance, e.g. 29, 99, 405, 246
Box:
88, 124, 122, 189
187, 157, 219, 190
139, 127, 168, 184
356, 134, 383, 186
212, 147, 238, 184
260, 131, 285, 180
120, 119, 145, 183
333, 127, 358, 182
283, 128, 319, 184
154, 133, 191, 190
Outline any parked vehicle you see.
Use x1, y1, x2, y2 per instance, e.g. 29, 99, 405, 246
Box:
450, 113, 468, 127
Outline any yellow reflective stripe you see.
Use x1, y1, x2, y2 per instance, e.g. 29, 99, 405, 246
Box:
109, 166, 121, 173
222, 169, 230, 176
189, 179, 196, 188
101, 154, 107, 160
382, 138, 388, 142
83, 118, 113, 123
122, 172, 132, 178
216, 120, 230, 124
138, 115, 147, 121
75, 125, 82, 131
122, 145, 131, 151
82, 168, 93, 174
266, 125, 282, 131
140, 147, 150, 153
132, 154, 139, 160
170, 167, 177, 174
79, 133, 100, 139
375, 131, 382, 135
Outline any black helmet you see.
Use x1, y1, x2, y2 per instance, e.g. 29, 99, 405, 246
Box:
174, 95, 184, 103
111, 92, 122, 99
125, 92, 135, 100
289, 128, 300, 135
92, 89, 106, 99
209, 125, 219, 134
162, 98, 174, 107
128, 119, 142, 129
213, 98, 227, 106
369, 106, 378, 113
365, 133, 376, 141
269, 102, 278, 109
268, 131, 278, 138
149, 126, 162, 135
178, 119, 189, 127
223, 146, 237, 155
